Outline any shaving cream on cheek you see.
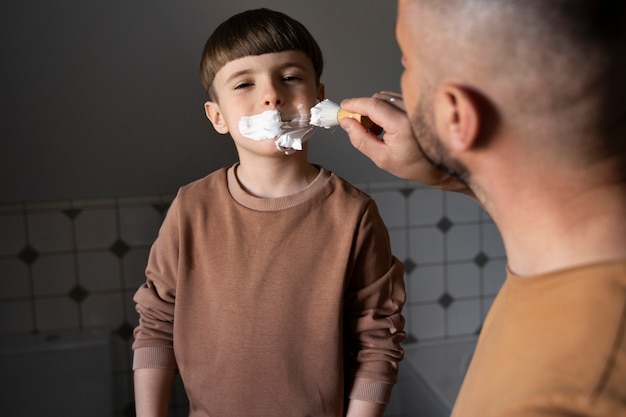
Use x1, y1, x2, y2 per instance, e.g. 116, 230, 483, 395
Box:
237, 109, 316, 154
238, 110, 285, 141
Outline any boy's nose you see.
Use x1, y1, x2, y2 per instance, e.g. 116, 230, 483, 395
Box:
264, 98, 282, 107
262, 82, 282, 108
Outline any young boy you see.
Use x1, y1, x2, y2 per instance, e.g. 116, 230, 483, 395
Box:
132, 8, 405, 417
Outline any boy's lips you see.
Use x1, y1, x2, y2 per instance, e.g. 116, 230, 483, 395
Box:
281, 113, 310, 129
238, 109, 316, 154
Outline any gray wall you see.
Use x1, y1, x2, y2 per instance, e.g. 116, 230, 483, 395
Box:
1, 0, 401, 203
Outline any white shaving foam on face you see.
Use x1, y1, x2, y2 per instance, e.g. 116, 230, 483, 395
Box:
238, 110, 284, 141
275, 126, 315, 152
238, 109, 316, 154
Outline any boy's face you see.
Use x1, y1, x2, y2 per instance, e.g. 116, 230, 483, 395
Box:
205, 50, 324, 154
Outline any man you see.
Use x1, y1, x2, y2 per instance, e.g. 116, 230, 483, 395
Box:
340, 0, 626, 415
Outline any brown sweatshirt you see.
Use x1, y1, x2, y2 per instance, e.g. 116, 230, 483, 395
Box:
132, 164, 406, 417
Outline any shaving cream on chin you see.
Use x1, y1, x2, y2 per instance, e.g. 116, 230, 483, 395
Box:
238, 109, 315, 154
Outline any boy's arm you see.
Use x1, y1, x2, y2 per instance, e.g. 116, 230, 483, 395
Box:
132, 194, 180, 416
345, 399, 386, 417
345, 200, 406, 409
134, 368, 176, 417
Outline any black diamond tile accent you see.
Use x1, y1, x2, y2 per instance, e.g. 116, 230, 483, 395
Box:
436, 216, 453, 233
474, 324, 483, 335
18, 245, 39, 265
403, 257, 416, 275
117, 322, 134, 340
474, 252, 489, 268
110, 239, 130, 258
62, 208, 82, 219
438, 292, 454, 309
68, 284, 90, 303
399, 187, 415, 198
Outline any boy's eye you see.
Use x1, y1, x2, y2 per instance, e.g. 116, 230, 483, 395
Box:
234, 82, 252, 90
282, 75, 300, 82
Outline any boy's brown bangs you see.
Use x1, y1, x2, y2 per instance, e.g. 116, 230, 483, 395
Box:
199, 9, 323, 100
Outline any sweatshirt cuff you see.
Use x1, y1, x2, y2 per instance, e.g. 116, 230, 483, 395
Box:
349, 377, 394, 404
132, 346, 177, 371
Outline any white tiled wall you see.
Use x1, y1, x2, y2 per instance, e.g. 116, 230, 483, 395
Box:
366, 181, 506, 342
0, 196, 172, 417
0, 179, 507, 416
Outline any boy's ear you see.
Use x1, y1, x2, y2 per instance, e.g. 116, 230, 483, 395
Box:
204, 101, 229, 134
434, 83, 480, 152
317, 83, 325, 101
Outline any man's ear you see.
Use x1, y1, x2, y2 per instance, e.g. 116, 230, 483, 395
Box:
434, 83, 480, 152
204, 101, 229, 134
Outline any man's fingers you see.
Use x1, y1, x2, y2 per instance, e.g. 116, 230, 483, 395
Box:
341, 96, 406, 132
372, 91, 406, 112
339, 117, 385, 158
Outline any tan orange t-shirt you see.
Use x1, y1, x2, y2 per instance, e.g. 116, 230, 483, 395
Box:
452, 260, 626, 417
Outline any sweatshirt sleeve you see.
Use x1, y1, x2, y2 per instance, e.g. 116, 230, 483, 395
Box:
344, 200, 406, 404
131, 194, 180, 371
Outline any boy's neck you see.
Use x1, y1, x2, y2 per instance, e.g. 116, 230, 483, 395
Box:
234, 155, 320, 199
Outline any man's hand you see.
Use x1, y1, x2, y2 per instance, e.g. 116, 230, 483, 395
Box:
340, 92, 471, 195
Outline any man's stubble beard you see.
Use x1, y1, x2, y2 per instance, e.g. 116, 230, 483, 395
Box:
410, 96, 472, 188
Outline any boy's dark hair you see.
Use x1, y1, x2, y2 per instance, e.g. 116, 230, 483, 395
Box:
199, 8, 324, 101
